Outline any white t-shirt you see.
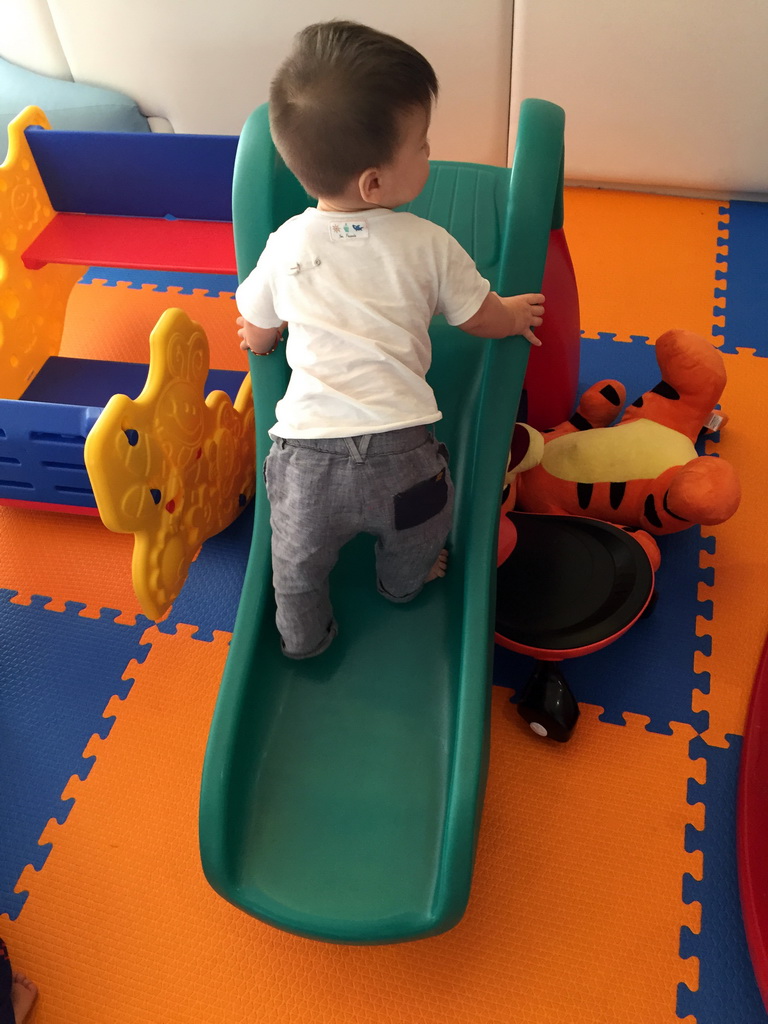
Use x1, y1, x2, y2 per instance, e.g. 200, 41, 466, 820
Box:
235, 207, 490, 438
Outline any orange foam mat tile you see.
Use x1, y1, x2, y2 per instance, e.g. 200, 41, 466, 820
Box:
694, 349, 768, 748
563, 188, 725, 343
3, 628, 704, 1024
0, 505, 143, 622
60, 279, 246, 371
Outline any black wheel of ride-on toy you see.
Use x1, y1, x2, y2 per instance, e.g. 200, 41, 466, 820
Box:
515, 661, 580, 742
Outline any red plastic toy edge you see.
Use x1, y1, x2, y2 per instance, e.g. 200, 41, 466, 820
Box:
0, 497, 101, 517
737, 631, 768, 1013
493, 596, 653, 661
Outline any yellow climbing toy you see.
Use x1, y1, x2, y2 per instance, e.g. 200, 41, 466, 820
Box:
0, 106, 85, 399
84, 308, 255, 621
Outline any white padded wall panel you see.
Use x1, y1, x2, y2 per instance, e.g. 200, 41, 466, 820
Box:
509, 0, 768, 194
46, 0, 512, 164
0, 0, 71, 79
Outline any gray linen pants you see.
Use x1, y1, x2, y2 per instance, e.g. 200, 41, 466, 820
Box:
264, 425, 454, 659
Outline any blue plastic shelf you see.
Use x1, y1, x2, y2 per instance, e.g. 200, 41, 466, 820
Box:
0, 357, 246, 510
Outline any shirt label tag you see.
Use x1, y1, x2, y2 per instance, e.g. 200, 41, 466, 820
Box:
329, 220, 368, 241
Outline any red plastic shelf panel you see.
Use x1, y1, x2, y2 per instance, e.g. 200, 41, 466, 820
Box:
22, 213, 237, 275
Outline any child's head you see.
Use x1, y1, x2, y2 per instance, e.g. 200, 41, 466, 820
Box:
270, 21, 438, 207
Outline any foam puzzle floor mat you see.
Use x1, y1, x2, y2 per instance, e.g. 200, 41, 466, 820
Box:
1, 188, 767, 1023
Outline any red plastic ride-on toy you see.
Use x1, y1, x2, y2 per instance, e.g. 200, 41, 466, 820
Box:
495, 500, 656, 743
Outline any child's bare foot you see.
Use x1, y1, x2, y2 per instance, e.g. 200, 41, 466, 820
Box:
426, 549, 448, 582
11, 972, 38, 1023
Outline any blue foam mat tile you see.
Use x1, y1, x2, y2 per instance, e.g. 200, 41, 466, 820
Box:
0, 591, 152, 919
713, 208, 728, 345
715, 199, 768, 357
580, 333, 659, 389
79, 266, 239, 297
156, 504, 252, 641
678, 736, 767, 1022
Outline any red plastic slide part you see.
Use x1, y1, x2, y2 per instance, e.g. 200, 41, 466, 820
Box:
522, 228, 581, 430
737, 632, 768, 1013
22, 213, 237, 275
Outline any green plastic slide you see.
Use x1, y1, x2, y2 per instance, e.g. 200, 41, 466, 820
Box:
199, 99, 565, 943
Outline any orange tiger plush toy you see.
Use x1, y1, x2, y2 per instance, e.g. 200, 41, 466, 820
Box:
507, 328, 741, 537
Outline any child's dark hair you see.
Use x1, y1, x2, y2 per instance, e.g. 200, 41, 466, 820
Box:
270, 21, 438, 198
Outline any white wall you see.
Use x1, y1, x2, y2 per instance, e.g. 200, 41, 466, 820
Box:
509, 0, 768, 195
4, 0, 767, 194
0, 0, 71, 78
42, 0, 513, 165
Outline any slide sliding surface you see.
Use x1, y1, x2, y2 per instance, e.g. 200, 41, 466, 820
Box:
199, 100, 565, 943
